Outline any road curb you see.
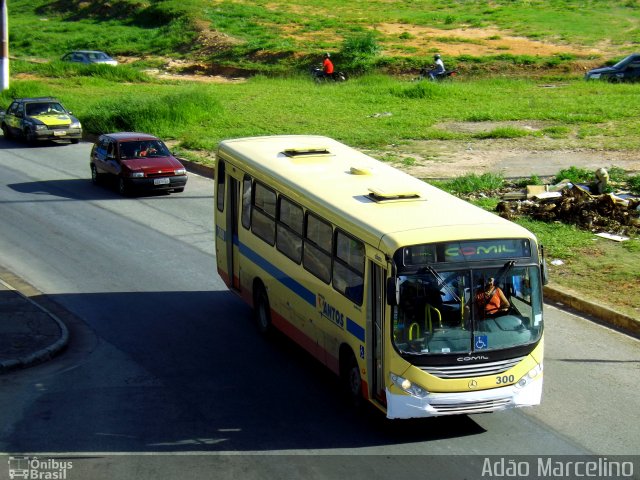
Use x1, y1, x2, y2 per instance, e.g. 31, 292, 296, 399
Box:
179, 158, 215, 179
0, 276, 70, 373
544, 284, 640, 336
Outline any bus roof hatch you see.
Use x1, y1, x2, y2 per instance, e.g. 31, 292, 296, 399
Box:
367, 185, 421, 202
283, 147, 332, 157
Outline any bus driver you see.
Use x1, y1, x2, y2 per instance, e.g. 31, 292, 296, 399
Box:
475, 277, 510, 316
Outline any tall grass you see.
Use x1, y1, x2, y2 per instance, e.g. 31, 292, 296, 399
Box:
81, 88, 223, 140
11, 61, 152, 83
5, 74, 640, 153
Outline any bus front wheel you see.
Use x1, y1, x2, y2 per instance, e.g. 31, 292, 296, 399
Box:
254, 285, 272, 334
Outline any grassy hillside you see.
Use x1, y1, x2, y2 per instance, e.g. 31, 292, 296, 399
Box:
8, 0, 640, 75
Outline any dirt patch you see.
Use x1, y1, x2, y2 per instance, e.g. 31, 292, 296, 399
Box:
367, 137, 640, 180
375, 24, 605, 58
359, 120, 640, 180
144, 67, 248, 84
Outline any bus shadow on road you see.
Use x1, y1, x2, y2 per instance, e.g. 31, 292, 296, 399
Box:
3, 289, 486, 454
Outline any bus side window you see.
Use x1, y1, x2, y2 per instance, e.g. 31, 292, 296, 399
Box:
216, 160, 226, 212
333, 230, 365, 305
241, 176, 252, 229
276, 196, 303, 263
251, 182, 277, 245
303, 212, 332, 283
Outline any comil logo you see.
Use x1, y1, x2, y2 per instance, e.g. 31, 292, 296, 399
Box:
7, 456, 73, 479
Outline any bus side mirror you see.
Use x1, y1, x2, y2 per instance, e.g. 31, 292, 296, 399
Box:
540, 245, 549, 286
386, 277, 399, 306
541, 260, 549, 286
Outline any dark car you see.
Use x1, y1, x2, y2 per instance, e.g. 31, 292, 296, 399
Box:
90, 132, 188, 195
0, 97, 82, 143
61, 50, 118, 66
585, 53, 640, 83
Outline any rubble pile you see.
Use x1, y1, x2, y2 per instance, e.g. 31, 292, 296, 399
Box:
496, 183, 640, 236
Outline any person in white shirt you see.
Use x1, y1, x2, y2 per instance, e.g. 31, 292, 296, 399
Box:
420, 53, 446, 80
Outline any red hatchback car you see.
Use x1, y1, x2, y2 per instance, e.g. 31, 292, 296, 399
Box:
90, 132, 188, 195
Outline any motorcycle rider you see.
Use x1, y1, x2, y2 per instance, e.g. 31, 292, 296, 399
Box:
322, 52, 335, 79
423, 53, 446, 80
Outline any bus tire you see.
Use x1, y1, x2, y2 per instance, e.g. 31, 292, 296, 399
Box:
254, 285, 272, 334
341, 350, 362, 408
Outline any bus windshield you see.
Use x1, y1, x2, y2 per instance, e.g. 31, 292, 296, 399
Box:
392, 265, 543, 355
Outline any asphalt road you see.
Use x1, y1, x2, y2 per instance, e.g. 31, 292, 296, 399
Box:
0, 139, 638, 479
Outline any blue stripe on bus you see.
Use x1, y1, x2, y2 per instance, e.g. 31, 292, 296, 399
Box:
346, 317, 365, 342
226, 228, 365, 343
238, 241, 316, 307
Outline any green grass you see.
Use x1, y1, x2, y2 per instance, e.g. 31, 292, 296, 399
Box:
9, 0, 200, 58
431, 173, 505, 195
516, 217, 596, 259
5, 73, 640, 155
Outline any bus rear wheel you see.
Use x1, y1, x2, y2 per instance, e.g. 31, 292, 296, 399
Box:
254, 285, 272, 334
342, 351, 362, 407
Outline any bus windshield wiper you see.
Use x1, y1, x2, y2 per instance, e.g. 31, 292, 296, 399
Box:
419, 265, 460, 303
494, 260, 515, 286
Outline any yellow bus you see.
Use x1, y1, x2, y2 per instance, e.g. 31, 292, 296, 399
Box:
214, 135, 546, 419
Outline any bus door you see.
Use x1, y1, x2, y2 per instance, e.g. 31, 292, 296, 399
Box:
215, 159, 241, 291
227, 176, 241, 291
368, 261, 386, 403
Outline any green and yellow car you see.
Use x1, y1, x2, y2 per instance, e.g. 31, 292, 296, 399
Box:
1, 97, 82, 144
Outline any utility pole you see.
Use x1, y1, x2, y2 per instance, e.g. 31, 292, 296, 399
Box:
0, 0, 8, 90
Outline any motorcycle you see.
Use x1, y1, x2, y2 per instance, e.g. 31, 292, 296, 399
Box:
311, 66, 347, 83
418, 67, 458, 82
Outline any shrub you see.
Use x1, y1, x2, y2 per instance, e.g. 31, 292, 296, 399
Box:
515, 175, 543, 188
436, 173, 505, 194
628, 174, 640, 194
339, 33, 380, 73
553, 166, 594, 184
390, 81, 444, 100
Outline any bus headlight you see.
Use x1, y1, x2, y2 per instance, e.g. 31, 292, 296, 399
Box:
515, 363, 543, 389
390, 373, 429, 398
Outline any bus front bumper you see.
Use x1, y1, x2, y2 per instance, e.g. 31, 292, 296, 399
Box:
385, 376, 542, 419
